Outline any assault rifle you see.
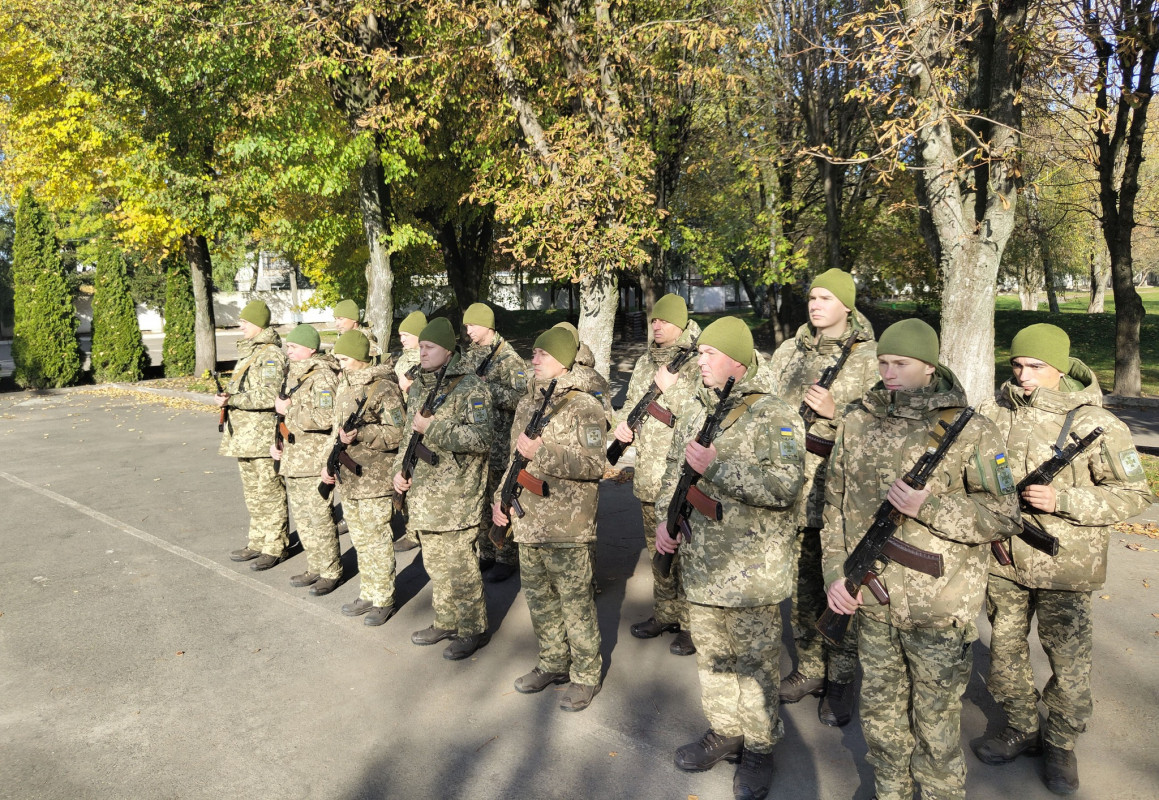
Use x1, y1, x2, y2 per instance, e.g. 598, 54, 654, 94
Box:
392, 363, 449, 514
318, 395, 370, 500
800, 332, 866, 457
475, 339, 502, 377
607, 336, 699, 466
488, 379, 559, 549
991, 426, 1105, 565
211, 371, 232, 435
816, 407, 975, 646
654, 376, 736, 579
272, 375, 295, 475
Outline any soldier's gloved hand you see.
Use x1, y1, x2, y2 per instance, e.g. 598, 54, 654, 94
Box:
393, 471, 411, 494
1021, 484, 1057, 513
886, 479, 930, 518
320, 467, 336, 485
803, 384, 836, 420
516, 433, 542, 459
339, 427, 357, 445
654, 365, 678, 393
274, 396, 291, 415
826, 579, 863, 615
655, 520, 680, 554
270, 444, 282, 461
684, 441, 716, 474
613, 420, 635, 444
492, 501, 509, 527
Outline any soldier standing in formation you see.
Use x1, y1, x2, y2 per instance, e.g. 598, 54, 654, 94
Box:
767, 269, 878, 726
822, 319, 1022, 800
270, 324, 342, 595
392, 309, 427, 553
973, 323, 1151, 794
614, 294, 702, 656
333, 299, 381, 364
553, 321, 615, 426
323, 330, 408, 626
656, 317, 805, 800
219, 299, 291, 571
393, 318, 494, 660
496, 327, 607, 712
460, 302, 528, 584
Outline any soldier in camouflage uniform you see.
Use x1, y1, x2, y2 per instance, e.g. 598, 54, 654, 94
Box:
392, 310, 427, 553
333, 299, 382, 364
494, 328, 607, 712
393, 318, 494, 660
219, 300, 290, 571
766, 269, 878, 726
822, 319, 1022, 800
611, 294, 701, 656
321, 330, 408, 626
459, 302, 528, 583
553, 322, 616, 427
972, 324, 1152, 795
270, 324, 342, 595
655, 317, 805, 800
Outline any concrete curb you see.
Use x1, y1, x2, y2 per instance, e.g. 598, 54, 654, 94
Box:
1105, 394, 1159, 409
107, 383, 218, 406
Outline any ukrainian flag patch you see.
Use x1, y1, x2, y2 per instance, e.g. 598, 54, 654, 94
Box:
994, 453, 1015, 494
778, 427, 799, 459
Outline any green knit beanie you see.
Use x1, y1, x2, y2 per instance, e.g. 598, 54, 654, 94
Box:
462, 302, 495, 329
534, 327, 578, 369
333, 330, 371, 362
553, 321, 580, 346
419, 317, 456, 353
698, 316, 753, 367
399, 310, 427, 337
240, 299, 271, 328
286, 324, 321, 351
809, 268, 856, 311
651, 293, 689, 330
1010, 323, 1070, 373
877, 319, 939, 365
333, 299, 360, 322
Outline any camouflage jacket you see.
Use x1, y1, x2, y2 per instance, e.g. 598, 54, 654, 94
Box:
394, 347, 420, 388
656, 357, 805, 608
279, 352, 340, 477
463, 335, 528, 472
356, 322, 383, 362
821, 366, 1022, 630
499, 369, 607, 545
394, 354, 494, 531
978, 359, 1153, 591
617, 320, 703, 503
219, 328, 287, 459
328, 363, 406, 501
767, 313, 878, 528
573, 342, 615, 428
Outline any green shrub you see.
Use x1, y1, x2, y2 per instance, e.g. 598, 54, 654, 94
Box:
162, 254, 196, 377
91, 238, 149, 382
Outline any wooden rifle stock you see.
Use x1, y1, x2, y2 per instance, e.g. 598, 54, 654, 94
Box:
490, 379, 558, 549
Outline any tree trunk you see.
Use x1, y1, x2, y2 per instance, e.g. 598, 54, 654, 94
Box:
1042, 255, 1059, 312
1017, 283, 1039, 311
1108, 237, 1144, 395
183, 233, 217, 376
1088, 249, 1108, 312
578, 271, 618, 380
359, 141, 393, 349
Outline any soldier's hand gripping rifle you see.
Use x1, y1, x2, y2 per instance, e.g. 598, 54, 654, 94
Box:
815, 407, 975, 646
654, 376, 737, 578
475, 339, 502, 377
607, 336, 699, 466
318, 395, 369, 500
991, 426, 1105, 565
488, 379, 559, 549
800, 332, 866, 457
392, 363, 449, 514
211, 371, 232, 435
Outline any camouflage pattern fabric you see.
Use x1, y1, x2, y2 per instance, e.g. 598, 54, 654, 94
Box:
328, 363, 406, 501
501, 371, 606, 546
858, 615, 973, 800
640, 503, 687, 628
617, 320, 702, 503
520, 543, 602, 686
237, 456, 289, 556
821, 365, 1022, 630
463, 335, 528, 473
656, 357, 805, 607
477, 467, 517, 566
394, 347, 420, 390
219, 327, 287, 459
278, 352, 340, 477
395, 354, 494, 531
572, 343, 615, 428
286, 475, 341, 580
417, 526, 487, 636
689, 602, 783, 754
789, 526, 858, 683
354, 322, 383, 364
346, 496, 397, 607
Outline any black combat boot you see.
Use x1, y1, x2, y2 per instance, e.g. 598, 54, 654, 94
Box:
250, 552, 285, 571
444, 631, 490, 660
290, 571, 320, 587
411, 624, 456, 645
674, 729, 744, 772
630, 617, 680, 639
1042, 742, 1079, 795
778, 670, 824, 703
341, 598, 374, 617
972, 726, 1042, 765
669, 629, 696, 656
559, 682, 601, 711
230, 547, 262, 562
818, 681, 855, 727
514, 667, 570, 694
733, 748, 774, 800
363, 604, 395, 626
308, 577, 340, 596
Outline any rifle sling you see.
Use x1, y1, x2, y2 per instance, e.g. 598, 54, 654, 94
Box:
716, 392, 765, 434
1054, 406, 1084, 453
805, 432, 835, 457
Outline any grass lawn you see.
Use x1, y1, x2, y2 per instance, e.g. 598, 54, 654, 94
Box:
1142, 454, 1159, 497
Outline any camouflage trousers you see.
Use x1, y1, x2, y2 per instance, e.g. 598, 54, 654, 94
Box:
790, 526, 859, 682
641, 504, 688, 628
520, 543, 603, 686
346, 496, 397, 607
285, 477, 341, 580
859, 615, 974, 800
689, 602, 783, 754
237, 457, 288, 556
418, 526, 487, 636
985, 575, 1093, 749
477, 468, 518, 566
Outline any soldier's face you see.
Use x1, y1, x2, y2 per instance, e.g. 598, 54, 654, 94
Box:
399, 332, 419, 350
532, 347, 567, 380
877, 355, 935, 391
419, 341, 452, 371
336, 354, 367, 371
334, 317, 356, 334
465, 324, 494, 346
651, 318, 682, 346
239, 319, 261, 340
808, 288, 850, 333
697, 345, 746, 390
286, 343, 314, 362
1011, 357, 1063, 395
